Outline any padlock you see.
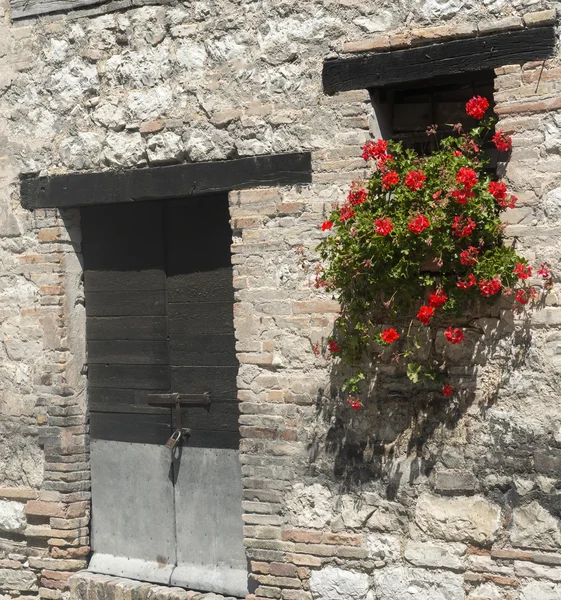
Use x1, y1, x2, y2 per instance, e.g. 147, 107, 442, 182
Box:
165, 429, 182, 450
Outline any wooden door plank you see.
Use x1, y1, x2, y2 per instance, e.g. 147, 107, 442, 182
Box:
87, 316, 168, 340
85, 290, 166, 317
322, 27, 556, 94
167, 268, 234, 303
88, 340, 169, 365
168, 303, 235, 335
88, 364, 170, 390
84, 270, 165, 293
89, 388, 170, 414
169, 335, 237, 367
181, 402, 240, 432
171, 366, 238, 399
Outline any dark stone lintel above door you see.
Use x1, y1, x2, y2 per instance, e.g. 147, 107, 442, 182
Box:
19, 152, 312, 210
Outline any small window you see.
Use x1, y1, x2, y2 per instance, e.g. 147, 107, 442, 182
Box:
369, 71, 499, 171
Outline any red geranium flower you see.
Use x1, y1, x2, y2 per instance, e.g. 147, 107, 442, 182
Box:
428, 289, 448, 308
538, 264, 551, 278
466, 96, 489, 120
488, 181, 507, 204
417, 305, 435, 325
321, 220, 333, 231
377, 153, 394, 170
375, 217, 393, 236
452, 189, 475, 205
452, 215, 476, 237
479, 277, 502, 297
328, 340, 342, 354
456, 167, 478, 190
514, 262, 532, 280
362, 139, 388, 161
515, 289, 528, 305
460, 246, 479, 266
347, 397, 363, 410
442, 384, 454, 397
408, 214, 430, 234
380, 328, 400, 345
340, 205, 355, 222
404, 170, 427, 191
381, 170, 400, 189
457, 273, 477, 290
348, 187, 367, 206
444, 327, 466, 344
493, 130, 512, 152
453, 150, 463, 157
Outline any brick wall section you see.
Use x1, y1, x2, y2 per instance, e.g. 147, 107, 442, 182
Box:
0, 208, 88, 599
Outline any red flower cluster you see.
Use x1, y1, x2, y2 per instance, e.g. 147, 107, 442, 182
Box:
321, 220, 333, 231
444, 327, 465, 344
408, 214, 430, 234
328, 340, 342, 353
442, 384, 454, 397
417, 305, 435, 325
348, 187, 367, 206
479, 277, 502, 297
456, 167, 478, 190
514, 262, 532, 280
493, 130, 512, 152
466, 96, 489, 120
452, 189, 475, 205
375, 217, 393, 236
340, 206, 355, 222
457, 273, 477, 290
382, 170, 400, 189
488, 181, 517, 209
452, 215, 476, 237
538, 264, 551, 278
380, 328, 400, 344
460, 246, 479, 266
347, 397, 363, 410
404, 170, 427, 191
515, 289, 528, 305
428, 289, 448, 308
362, 139, 388, 161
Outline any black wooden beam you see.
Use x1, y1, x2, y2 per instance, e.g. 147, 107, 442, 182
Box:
323, 26, 556, 95
20, 152, 312, 210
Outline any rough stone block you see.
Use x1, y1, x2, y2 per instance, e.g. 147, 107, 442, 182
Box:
309, 567, 369, 600
0, 568, 38, 591
374, 566, 464, 600
415, 493, 501, 544
0, 499, 26, 533
511, 502, 561, 550
404, 540, 466, 570
520, 581, 561, 600
431, 470, 478, 494
523, 9, 557, 27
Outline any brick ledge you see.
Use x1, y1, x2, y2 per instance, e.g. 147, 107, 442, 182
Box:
342, 9, 557, 54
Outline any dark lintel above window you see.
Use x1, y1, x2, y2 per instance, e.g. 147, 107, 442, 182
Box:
10, 0, 165, 20
322, 26, 556, 95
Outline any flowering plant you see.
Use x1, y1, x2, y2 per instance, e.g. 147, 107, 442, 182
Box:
316, 96, 551, 404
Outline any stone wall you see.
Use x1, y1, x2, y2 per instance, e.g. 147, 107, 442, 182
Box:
0, 2, 561, 600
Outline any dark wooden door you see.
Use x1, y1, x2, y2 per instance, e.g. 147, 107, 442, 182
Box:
83, 197, 246, 595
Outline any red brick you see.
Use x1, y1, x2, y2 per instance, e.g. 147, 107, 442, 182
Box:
251, 561, 271, 574
139, 119, 165, 134
490, 548, 532, 561
282, 530, 323, 544
322, 532, 363, 546
50, 546, 90, 559
0, 487, 38, 501
285, 553, 322, 567
25, 501, 65, 518
269, 562, 298, 577
38, 229, 63, 242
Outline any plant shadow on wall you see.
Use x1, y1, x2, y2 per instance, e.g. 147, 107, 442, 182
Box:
308, 97, 553, 495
